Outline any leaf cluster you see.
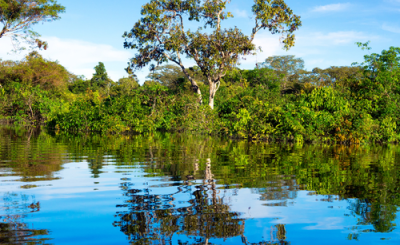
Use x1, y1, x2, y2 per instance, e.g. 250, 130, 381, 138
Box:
123, 0, 301, 85
0, 0, 65, 50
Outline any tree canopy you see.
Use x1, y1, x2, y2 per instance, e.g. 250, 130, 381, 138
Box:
123, 0, 301, 109
146, 64, 207, 88
91, 62, 112, 89
112, 76, 140, 96
0, 51, 70, 90
260, 55, 305, 91
0, 0, 65, 51
262, 55, 305, 76
146, 64, 185, 87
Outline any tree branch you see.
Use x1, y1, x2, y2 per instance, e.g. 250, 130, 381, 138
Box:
0, 25, 7, 38
216, 10, 223, 31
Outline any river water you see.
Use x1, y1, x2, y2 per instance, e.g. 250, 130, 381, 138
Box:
0, 126, 399, 244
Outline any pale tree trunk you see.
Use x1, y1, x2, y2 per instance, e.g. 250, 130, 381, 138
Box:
192, 82, 203, 104
180, 67, 203, 104
204, 158, 217, 200
204, 158, 213, 184
209, 81, 217, 110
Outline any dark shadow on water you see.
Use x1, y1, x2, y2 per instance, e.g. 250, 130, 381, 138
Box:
0, 192, 51, 245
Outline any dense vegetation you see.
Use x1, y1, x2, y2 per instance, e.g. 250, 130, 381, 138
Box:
1, 44, 400, 144
2, 0, 398, 144
123, 0, 301, 109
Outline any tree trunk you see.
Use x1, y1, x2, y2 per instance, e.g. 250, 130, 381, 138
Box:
209, 82, 217, 110
180, 66, 203, 104
192, 82, 203, 104
0, 27, 6, 38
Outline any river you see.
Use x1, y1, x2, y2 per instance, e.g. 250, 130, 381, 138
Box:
0, 126, 399, 244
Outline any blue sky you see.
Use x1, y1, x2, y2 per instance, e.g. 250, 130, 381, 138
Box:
1, 0, 400, 84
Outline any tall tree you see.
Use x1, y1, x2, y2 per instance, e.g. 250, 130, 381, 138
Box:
147, 64, 207, 88
123, 0, 301, 109
262, 55, 304, 75
146, 64, 185, 87
261, 55, 304, 90
0, 0, 65, 51
91, 62, 111, 89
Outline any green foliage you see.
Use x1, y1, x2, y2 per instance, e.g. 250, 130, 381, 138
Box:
68, 75, 90, 94
262, 55, 305, 75
0, 51, 70, 91
123, 0, 301, 109
111, 76, 139, 96
0, 52, 73, 125
50, 81, 220, 134
146, 64, 185, 88
91, 62, 113, 90
0, 0, 65, 51
2, 45, 400, 144
146, 64, 207, 89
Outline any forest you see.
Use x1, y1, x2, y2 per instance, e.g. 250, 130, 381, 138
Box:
0, 0, 400, 144
2, 1, 400, 245
1, 45, 400, 144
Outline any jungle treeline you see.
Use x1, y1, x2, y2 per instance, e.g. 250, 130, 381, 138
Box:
1, 45, 400, 144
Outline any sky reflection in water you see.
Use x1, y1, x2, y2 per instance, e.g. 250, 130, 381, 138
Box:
0, 126, 399, 244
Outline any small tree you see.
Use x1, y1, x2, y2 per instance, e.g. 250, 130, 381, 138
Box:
123, 0, 301, 109
261, 55, 304, 90
91, 62, 110, 89
112, 76, 139, 96
0, 0, 65, 51
262, 55, 304, 76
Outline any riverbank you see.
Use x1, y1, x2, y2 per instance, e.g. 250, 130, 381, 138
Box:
1, 48, 400, 144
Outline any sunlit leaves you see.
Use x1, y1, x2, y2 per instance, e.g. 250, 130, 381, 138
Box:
252, 0, 301, 50
0, 0, 65, 51
123, 0, 301, 108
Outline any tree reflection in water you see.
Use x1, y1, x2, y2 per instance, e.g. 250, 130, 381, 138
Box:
113, 158, 288, 245
348, 199, 397, 233
0, 127, 66, 183
0, 192, 50, 244
3, 128, 400, 242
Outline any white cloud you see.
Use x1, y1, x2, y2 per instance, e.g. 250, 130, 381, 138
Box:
238, 30, 374, 66
236, 31, 372, 69
237, 29, 382, 70
385, 0, 400, 4
311, 3, 351, 12
298, 31, 373, 46
239, 35, 282, 67
382, 23, 400, 34
307, 59, 326, 67
0, 38, 26, 60
233, 9, 248, 18
0, 30, 380, 82
0, 36, 132, 81
304, 217, 344, 230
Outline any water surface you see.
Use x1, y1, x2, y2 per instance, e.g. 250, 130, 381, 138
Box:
1, 126, 400, 244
